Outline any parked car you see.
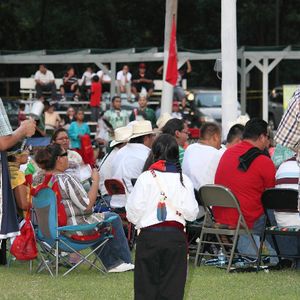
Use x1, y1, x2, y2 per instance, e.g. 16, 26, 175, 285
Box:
190, 89, 245, 124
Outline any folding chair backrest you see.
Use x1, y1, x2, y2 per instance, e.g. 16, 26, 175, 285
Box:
200, 184, 241, 210
32, 188, 58, 243
261, 188, 298, 210
105, 179, 126, 196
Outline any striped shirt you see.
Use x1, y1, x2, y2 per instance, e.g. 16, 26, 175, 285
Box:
274, 88, 300, 164
56, 173, 104, 229
274, 157, 300, 227
274, 88, 300, 210
0, 98, 13, 137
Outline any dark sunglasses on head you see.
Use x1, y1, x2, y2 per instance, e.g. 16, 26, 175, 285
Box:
59, 152, 68, 157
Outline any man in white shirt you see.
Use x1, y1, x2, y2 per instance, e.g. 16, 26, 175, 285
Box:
182, 122, 222, 216
116, 65, 132, 100
34, 64, 57, 100
97, 64, 111, 93
98, 126, 132, 205
183, 122, 222, 190
111, 121, 155, 207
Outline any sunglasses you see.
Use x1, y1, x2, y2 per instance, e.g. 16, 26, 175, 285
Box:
59, 152, 68, 157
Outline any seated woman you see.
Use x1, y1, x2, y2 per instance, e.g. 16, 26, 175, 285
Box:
34, 143, 133, 273
52, 128, 83, 166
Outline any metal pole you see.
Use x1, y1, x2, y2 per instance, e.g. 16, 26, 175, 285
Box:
275, 0, 280, 85
161, 0, 178, 115
110, 61, 116, 98
262, 58, 269, 121
221, 0, 238, 137
240, 55, 247, 115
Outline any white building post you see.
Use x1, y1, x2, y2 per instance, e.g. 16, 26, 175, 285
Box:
221, 0, 238, 137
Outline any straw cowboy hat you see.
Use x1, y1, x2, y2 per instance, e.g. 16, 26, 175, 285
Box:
156, 112, 172, 130
110, 126, 133, 147
130, 120, 155, 140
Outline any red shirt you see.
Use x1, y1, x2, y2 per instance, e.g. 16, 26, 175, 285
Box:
212, 141, 276, 229
90, 82, 102, 107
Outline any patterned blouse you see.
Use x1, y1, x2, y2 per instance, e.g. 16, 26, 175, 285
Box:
34, 172, 104, 229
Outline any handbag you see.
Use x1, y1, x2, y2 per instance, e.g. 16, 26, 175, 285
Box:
10, 212, 38, 261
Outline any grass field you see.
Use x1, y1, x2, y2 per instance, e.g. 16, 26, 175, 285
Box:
0, 261, 299, 300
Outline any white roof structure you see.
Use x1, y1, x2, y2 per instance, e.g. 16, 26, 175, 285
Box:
1, 46, 299, 120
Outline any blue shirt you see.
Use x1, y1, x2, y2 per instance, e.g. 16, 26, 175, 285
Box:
68, 121, 90, 149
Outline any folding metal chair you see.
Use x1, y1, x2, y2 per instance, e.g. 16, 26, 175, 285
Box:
257, 188, 300, 267
104, 179, 136, 250
32, 188, 116, 277
194, 184, 258, 272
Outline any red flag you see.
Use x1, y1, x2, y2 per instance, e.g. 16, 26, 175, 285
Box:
166, 16, 178, 86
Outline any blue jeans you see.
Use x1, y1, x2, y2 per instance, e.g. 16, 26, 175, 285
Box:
95, 212, 132, 269
237, 211, 299, 265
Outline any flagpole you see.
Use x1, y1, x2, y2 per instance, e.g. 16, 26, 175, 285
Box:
161, 0, 178, 115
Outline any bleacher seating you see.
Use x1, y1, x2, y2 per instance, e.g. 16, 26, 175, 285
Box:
20, 78, 63, 99
19, 78, 187, 138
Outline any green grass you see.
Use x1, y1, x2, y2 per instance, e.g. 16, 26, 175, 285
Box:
0, 261, 300, 300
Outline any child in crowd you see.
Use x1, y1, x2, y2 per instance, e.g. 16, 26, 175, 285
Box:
8, 149, 31, 214
18, 103, 27, 125
90, 75, 102, 122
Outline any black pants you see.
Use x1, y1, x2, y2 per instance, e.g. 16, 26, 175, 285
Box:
36, 83, 57, 99
134, 229, 187, 300
0, 239, 7, 265
90, 106, 100, 122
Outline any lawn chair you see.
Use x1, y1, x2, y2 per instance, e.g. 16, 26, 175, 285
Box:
194, 184, 258, 272
32, 188, 116, 277
257, 188, 300, 267
104, 179, 136, 250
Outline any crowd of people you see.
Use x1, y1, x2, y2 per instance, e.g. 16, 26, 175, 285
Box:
1, 82, 300, 299
33, 61, 193, 122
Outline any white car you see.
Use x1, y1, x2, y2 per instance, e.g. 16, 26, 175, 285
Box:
192, 89, 245, 123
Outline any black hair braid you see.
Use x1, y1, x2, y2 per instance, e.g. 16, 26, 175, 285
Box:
175, 160, 185, 187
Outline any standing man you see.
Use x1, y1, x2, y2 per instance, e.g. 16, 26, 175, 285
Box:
0, 98, 36, 264
129, 95, 156, 128
34, 64, 57, 100
103, 96, 129, 129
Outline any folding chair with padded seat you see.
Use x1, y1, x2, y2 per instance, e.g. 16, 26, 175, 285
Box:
194, 184, 258, 272
32, 188, 116, 277
104, 179, 136, 250
257, 188, 300, 267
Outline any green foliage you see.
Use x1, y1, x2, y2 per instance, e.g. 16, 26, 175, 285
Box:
1, 0, 300, 88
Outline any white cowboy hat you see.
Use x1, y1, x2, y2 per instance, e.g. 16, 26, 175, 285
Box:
130, 120, 154, 139
110, 126, 133, 147
156, 112, 173, 130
